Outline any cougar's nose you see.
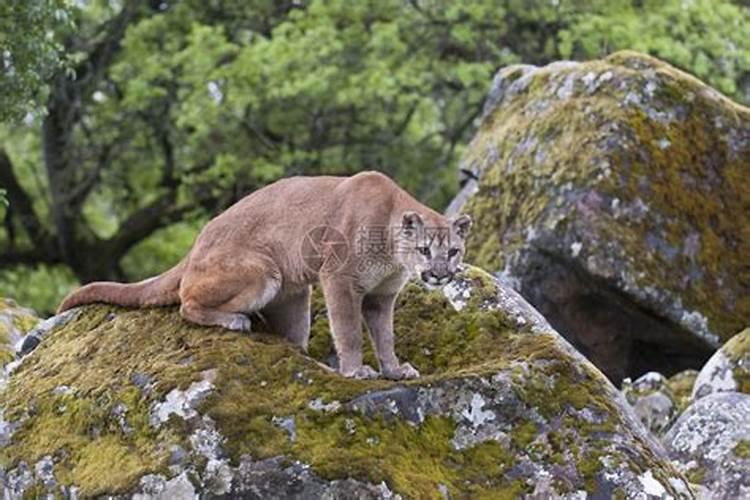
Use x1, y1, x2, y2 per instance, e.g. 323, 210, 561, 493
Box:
421, 270, 454, 286
437, 271, 455, 285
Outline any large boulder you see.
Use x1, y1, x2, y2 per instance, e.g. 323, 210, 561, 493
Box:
0, 267, 691, 498
449, 51, 750, 383
691, 327, 749, 400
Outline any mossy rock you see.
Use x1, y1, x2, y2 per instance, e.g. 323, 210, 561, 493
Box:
691, 327, 750, 400
663, 392, 750, 498
449, 51, 750, 384
0, 298, 39, 369
621, 372, 678, 436
0, 267, 692, 498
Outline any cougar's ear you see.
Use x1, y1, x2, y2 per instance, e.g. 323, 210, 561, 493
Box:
401, 211, 424, 236
452, 214, 472, 239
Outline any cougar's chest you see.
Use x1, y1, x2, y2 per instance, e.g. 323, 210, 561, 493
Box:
363, 265, 410, 295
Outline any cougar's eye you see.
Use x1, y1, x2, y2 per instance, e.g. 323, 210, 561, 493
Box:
448, 248, 459, 258
417, 246, 431, 257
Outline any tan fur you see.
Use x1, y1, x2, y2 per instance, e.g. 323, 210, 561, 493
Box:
58, 171, 471, 379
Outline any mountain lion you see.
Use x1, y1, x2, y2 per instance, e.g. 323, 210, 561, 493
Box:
59, 171, 472, 379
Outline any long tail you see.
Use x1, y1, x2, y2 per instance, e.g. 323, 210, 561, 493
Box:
57, 259, 187, 313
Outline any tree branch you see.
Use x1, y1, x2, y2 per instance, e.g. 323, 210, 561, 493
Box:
105, 192, 188, 260
0, 247, 60, 267
71, 1, 143, 91
43, 1, 144, 268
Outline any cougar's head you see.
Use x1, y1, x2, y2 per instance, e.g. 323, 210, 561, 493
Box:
395, 211, 472, 288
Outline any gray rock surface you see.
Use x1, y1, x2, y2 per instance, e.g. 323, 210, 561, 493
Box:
663, 392, 750, 499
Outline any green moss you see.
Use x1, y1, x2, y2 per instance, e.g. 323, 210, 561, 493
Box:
686, 467, 706, 484
723, 328, 750, 394
0, 321, 12, 367
21, 484, 47, 500
12, 314, 38, 335
734, 440, 750, 459
511, 421, 537, 448
578, 451, 605, 491
666, 369, 699, 412
67, 436, 164, 496
287, 414, 518, 498
0, 321, 8, 345
0, 349, 14, 367
612, 488, 628, 500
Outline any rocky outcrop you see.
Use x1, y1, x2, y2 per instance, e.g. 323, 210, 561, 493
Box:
621, 329, 750, 498
666, 329, 750, 499
449, 51, 750, 383
622, 371, 677, 436
0, 267, 691, 498
663, 392, 750, 498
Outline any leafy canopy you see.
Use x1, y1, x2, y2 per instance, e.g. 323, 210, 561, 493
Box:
0, 0, 73, 122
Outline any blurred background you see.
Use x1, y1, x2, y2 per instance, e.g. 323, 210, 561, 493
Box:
1, 0, 749, 314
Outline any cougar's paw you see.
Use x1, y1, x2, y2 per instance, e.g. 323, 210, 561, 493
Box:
383, 362, 420, 380
342, 365, 380, 380
225, 315, 252, 332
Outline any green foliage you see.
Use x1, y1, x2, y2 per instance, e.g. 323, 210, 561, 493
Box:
559, 0, 750, 99
1, 0, 749, 313
0, 265, 77, 315
0, 0, 73, 121
121, 219, 205, 280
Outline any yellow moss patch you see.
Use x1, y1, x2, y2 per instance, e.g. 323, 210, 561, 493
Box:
723, 328, 750, 394
68, 436, 164, 496
666, 369, 699, 412
734, 440, 750, 459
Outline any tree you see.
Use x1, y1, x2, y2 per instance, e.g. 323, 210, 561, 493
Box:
1, 0, 749, 313
0, 0, 73, 122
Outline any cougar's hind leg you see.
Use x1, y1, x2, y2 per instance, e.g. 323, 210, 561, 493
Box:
263, 286, 312, 350
180, 302, 253, 332
179, 254, 281, 332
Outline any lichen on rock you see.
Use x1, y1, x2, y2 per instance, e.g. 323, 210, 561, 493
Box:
0, 267, 691, 498
663, 392, 750, 499
449, 51, 750, 384
691, 328, 750, 400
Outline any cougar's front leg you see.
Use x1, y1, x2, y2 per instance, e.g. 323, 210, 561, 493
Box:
321, 278, 377, 379
362, 294, 420, 380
